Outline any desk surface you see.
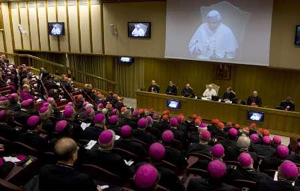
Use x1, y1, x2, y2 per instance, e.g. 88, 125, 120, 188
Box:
136, 90, 300, 138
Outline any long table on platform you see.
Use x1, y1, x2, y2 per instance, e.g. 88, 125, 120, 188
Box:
136, 90, 300, 138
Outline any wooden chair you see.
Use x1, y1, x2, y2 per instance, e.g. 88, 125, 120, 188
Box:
11, 142, 40, 157
171, 139, 183, 152
112, 147, 140, 161
132, 138, 149, 150
81, 164, 122, 185
232, 179, 256, 191
0, 179, 23, 191
186, 168, 208, 178
161, 160, 178, 174
186, 153, 212, 161
224, 160, 240, 169
0, 136, 11, 145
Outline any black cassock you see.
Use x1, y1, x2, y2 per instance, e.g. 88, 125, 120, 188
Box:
187, 178, 239, 191
148, 85, 160, 93
181, 88, 195, 98
280, 100, 295, 111
256, 179, 299, 191
166, 85, 178, 95
39, 163, 97, 191
247, 96, 262, 107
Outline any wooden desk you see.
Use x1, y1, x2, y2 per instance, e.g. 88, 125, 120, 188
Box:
136, 91, 300, 138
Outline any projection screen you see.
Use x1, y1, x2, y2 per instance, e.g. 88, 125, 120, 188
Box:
165, 0, 274, 66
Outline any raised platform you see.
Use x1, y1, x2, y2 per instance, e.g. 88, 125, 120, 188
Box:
136, 90, 300, 138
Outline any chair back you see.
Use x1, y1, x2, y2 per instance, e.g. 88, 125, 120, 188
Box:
112, 148, 140, 161
161, 160, 178, 174
0, 179, 23, 191
132, 138, 149, 150
187, 153, 212, 161
233, 179, 256, 191
81, 164, 122, 185
186, 168, 208, 178
171, 139, 183, 152
224, 160, 240, 169
11, 142, 40, 157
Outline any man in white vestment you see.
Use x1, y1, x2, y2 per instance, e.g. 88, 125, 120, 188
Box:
51, 24, 61, 35
132, 24, 146, 37
203, 84, 217, 99
189, 10, 238, 60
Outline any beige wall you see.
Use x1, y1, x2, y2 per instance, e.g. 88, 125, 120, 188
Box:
0, 0, 300, 70
103, 2, 166, 58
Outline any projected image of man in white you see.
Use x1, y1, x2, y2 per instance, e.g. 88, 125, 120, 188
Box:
189, 10, 238, 60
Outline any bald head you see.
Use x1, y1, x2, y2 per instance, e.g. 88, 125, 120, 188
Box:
253, 91, 258, 97
186, 84, 191, 89
151, 80, 156, 85
54, 137, 78, 163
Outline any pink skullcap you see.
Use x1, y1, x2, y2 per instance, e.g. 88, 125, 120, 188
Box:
85, 108, 93, 116
134, 164, 158, 189
298, 142, 300, 148
199, 123, 207, 128
207, 160, 227, 179
211, 144, 224, 158
47, 97, 54, 103
27, 115, 40, 127
0, 96, 8, 102
138, 118, 147, 128
279, 160, 299, 179
277, 145, 289, 159
94, 114, 105, 124
111, 109, 118, 115
0, 110, 5, 120
67, 102, 73, 106
262, 136, 271, 145
273, 135, 282, 145
9, 93, 18, 101
82, 101, 88, 108
39, 106, 48, 114
162, 130, 174, 143
152, 113, 159, 119
146, 116, 153, 125
63, 107, 74, 118
98, 103, 104, 108
21, 100, 31, 107
228, 128, 238, 137
43, 102, 49, 107
200, 130, 211, 141
238, 152, 253, 167
109, 115, 118, 124
250, 134, 259, 143
16, 154, 26, 161
120, 125, 132, 137
170, 117, 178, 127
98, 130, 114, 146
149, 142, 165, 161
0, 157, 3, 167
133, 110, 139, 116
55, 120, 68, 132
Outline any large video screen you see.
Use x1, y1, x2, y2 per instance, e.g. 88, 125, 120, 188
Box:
165, 0, 274, 66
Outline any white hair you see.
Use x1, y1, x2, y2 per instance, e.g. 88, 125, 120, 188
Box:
207, 10, 222, 22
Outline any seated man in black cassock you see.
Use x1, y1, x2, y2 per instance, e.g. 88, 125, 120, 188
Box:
165, 81, 178, 95
247, 91, 262, 107
84, 130, 129, 180
148, 80, 160, 93
186, 130, 212, 157
222, 87, 236, 102
256, 160, 300, 191
279, 96, 295, 111
181, 83, 195, 98
187, 160, 239, 191
287, 142, 300, 164
39, 137, 99, 191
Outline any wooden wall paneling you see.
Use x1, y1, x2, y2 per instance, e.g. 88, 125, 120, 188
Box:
25, 1, 32, 50
28, 1, 40, 50
0, 4, 5, 52
10, 2, 22, 50
68, 0, 80, 53
37, 1, 49, 51
90, 0, 102, 54
19, 2, 31, 50
47, 0, 59, 51
57, 0, 69, 52
2, 3, 13, 53
79, 0, 91, 53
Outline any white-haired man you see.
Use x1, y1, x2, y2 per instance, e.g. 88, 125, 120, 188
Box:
203, 84, 217, 99
189, 10, 238, 60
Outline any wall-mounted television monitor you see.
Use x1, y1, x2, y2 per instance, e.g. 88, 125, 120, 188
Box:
247, 110, 264, 122
48, 22, 65, 36
295, 25, 300, 46
166, 99, 181, 109
118, 57, 135, 64
128, 22, 151, 38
